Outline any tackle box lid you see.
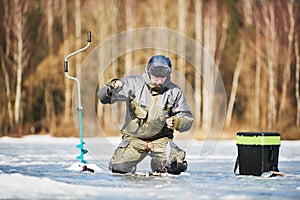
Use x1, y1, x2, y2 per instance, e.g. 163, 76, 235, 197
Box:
236, 132, 281, 145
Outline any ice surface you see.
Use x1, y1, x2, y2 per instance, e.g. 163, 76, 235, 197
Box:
0, 135, 299, 199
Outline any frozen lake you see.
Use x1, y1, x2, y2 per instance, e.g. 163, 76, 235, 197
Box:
0, 135, 299, 199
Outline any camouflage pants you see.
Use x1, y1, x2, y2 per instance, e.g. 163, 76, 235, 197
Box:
109, 136, 187, 174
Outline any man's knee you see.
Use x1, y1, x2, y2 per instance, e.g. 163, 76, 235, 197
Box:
109, 162, 136, 174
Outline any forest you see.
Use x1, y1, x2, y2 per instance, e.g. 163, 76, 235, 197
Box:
0, 0, 300, 140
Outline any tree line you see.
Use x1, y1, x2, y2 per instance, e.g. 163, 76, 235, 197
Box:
0, 0, 299, 139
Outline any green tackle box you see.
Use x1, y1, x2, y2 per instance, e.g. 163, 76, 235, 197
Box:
235, 132, 281, 176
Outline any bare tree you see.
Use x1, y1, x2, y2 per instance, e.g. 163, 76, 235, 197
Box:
61, 0, 72, 123
1, 53, 14, 130
215, 5, 229, 68
47, 0, 54, 57
75, 0, 82, 76
125, 0, 135, 74
61, 0, 69, 57
177, 0, 186, 89
158, 0, 167, 47
194, 0, 203, 129
254, 22, 262, 128
225, 39, 246, 128
202, 0, 217, 132
102, 0, 120, 130
242, 0, 253, 26
111, 0, 119, 78
13, 0, 32, 133
1, 0, 14, 131
295, 33, 300, 126
262, 0, 279, 130
14, 0, 24, 129
279, 0, 295, 121
95, 1, 109, 123
44, 0, 57, 134
153, 0, 168, 55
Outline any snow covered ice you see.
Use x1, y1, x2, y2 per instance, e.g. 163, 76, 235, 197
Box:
0, 135, 300, 199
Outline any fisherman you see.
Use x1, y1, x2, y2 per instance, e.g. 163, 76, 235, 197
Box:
97, 55, 193, 175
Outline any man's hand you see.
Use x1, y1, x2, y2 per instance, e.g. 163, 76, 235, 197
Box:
166, 117, 174, 129
113, 80, 124, 91
166, 116, 182, 130
106, 78, 124, 95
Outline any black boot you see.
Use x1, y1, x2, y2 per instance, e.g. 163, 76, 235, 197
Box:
164, 160, 188, 175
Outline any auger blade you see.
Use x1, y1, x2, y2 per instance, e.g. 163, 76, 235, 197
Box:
76, 155, 87, 164
81, 149, 88, 154
76, 142, 85, 149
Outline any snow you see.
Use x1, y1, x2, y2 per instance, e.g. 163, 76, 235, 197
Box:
0, 173, 100, 199
0, 135, 299, 199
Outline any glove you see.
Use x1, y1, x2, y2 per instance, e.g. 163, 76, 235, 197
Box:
166, 116, 182, 130
172, 116, 181, 130
129, 99, 148, 119
106, 78, 124, 95
172, 116, 193, 132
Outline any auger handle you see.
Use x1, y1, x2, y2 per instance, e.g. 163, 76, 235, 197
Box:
87, 31, 91, 43
64, 31, 92, 73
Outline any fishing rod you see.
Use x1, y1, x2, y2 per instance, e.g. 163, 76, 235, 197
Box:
64, 31, 91, 164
